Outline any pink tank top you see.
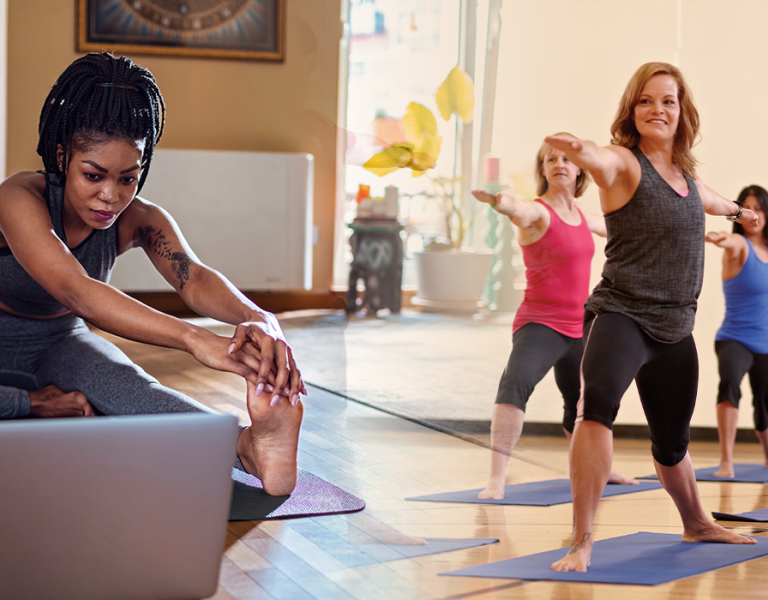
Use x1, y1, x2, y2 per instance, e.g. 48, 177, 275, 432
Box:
512, 199, 595, 338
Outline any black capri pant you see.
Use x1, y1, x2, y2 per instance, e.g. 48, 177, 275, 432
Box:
580, 311, 698, 467
715, 339, 768, 432
495, 322, 582, 433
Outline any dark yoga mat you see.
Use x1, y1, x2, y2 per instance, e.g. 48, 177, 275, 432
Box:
405, 478, 662, 506
713, 507, 768, 522
638, 463, 768, 483
441, 532, 768, 585
229, 468, 365, 521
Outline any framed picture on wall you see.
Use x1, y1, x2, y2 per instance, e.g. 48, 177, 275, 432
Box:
77, 0, 285, 61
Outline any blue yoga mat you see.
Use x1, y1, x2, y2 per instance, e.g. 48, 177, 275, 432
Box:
405, 478, 662, 506
638, 463, 768, 483
441, 532, 768, 585
713, 507, 768, 522
229, 468, 366, 521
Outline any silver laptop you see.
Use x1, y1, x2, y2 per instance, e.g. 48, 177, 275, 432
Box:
0, 413, 239, 600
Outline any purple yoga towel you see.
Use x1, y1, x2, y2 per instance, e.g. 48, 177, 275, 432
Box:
229, 468, 366, 521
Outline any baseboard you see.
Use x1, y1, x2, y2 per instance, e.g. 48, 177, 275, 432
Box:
425, 419, 760, 443
128, 289, 420, 317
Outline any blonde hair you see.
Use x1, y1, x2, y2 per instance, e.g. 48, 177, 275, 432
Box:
610, 62, 700, 176
535, 134, 591, 198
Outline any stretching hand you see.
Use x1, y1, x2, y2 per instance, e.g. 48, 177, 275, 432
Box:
544, 134, 583, 153
228, 316, 305, 407
471, 189, 499, 206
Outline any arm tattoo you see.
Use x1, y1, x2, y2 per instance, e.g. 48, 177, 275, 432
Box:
139, 225, 192, 290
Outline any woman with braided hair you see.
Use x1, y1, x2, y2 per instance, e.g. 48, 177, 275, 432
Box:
0, 53, 304, 496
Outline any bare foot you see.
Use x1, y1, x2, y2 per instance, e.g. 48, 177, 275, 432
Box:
607, 469, 638, 485
477, 477, 506, 499
714, 464, 735, 478
237, 380, 303, 496
551, 533, 593, 572
29, 385, 93, 418
683, 522, 756, 545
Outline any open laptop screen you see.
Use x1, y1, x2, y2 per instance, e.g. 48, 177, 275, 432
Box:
0, 412, 238, 600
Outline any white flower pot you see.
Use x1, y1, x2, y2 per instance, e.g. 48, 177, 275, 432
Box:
412, 249, 494, 311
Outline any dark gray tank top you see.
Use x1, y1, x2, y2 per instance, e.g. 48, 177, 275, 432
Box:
0, 172, 119, 316
584, 146, 705, 342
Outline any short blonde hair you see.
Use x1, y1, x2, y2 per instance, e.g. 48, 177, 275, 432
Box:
610, 62, 700, 177
535, 134, 591, 198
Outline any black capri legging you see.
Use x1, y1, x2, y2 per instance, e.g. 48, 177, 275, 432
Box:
495, 322, 583, 433
715, 339, 768, 432
580, 311, 699, 467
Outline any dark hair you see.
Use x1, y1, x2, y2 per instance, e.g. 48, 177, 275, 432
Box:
733, 185, 768, 244
37, 52, 165, 192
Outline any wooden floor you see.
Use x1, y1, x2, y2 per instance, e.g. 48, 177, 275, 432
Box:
102, 330, 768, 600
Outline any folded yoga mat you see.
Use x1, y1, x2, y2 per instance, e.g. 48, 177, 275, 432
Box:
229, 468, 366, 521
713, 507, 768, 522
441, 532, 768, 585
405, 478, 662, 506
638, 463, 768, 483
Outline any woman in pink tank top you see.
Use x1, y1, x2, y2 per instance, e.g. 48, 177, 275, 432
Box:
472, 137, 633, 500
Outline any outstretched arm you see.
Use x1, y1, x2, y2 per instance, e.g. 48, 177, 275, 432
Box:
471, 189, 547, 231
696, 179, 759, 226
581, 209, 607, 237
544, 135, 630, 190
705, 231, 748, 278
122, 198, 304, 404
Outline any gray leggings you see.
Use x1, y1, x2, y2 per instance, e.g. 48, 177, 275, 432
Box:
0, 310, 214, 419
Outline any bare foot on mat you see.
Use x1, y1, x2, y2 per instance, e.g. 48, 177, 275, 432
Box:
477, 477, 506, 499
238, 380, 303, 496
607, 469, 638, 485
683, 522, 756, 545
714, 463, 735, 478
551, 533, 593, 572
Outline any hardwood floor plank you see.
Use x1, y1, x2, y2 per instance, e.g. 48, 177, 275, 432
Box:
215, 557, 275, 600
241, 532, 358, 600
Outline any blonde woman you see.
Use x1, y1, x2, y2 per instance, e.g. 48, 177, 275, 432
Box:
473, 138, 635, 499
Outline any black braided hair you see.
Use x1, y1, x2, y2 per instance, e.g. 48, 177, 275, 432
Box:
37, 52, 165, 192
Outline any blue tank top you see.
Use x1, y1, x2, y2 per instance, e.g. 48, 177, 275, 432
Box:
716, 238, 768, 354
0, 172, 120, 316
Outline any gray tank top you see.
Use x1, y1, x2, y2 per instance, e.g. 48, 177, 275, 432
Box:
0, 172, 119, 316
584, 146, 705, 342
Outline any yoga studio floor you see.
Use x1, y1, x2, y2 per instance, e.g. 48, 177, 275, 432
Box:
100, 309, 768, 600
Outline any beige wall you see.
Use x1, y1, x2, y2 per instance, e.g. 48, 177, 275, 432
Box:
492, 0, 768, 429
7, 0, 342, 291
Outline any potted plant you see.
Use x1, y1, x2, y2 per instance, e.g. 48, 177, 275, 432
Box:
362, 66, 494, 310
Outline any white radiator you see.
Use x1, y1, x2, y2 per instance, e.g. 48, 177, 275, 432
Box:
108, 149, 314, 292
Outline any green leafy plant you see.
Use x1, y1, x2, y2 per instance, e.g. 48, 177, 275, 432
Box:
363, 66, 477, 249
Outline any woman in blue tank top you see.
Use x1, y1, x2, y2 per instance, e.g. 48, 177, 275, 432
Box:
0, 53, 304, 496
705, 185, 768, 478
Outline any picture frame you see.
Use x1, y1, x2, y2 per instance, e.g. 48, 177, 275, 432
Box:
77, 0, 285, 61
